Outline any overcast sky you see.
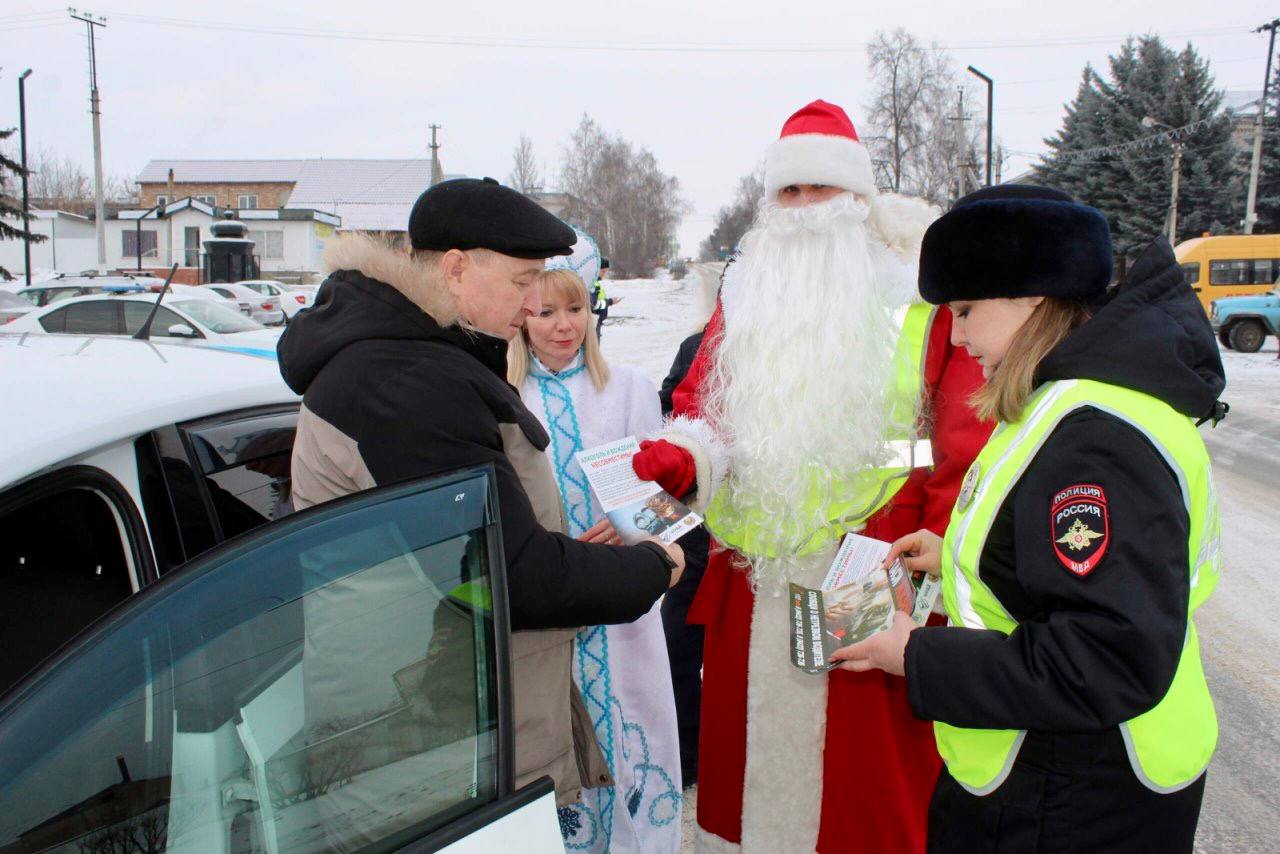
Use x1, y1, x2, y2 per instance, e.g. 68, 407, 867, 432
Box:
1, 1, 1274, 255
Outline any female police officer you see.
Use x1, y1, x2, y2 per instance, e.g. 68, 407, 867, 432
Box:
830, 185, 1224, 852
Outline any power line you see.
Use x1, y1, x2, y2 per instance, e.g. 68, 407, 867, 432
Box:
1041, 117, 1221, 162
94, 11, 1263, 55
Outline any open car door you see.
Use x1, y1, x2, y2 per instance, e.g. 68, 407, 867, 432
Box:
0, 467, 563, 853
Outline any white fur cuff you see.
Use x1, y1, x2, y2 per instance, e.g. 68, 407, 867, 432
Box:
654, 415, 729, 512
694, 826, 742, 853
764, 133, 875, 198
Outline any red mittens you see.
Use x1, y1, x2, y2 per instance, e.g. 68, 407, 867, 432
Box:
632, 439, 697, 498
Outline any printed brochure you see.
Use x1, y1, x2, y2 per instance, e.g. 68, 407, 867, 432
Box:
790, 533, 942, 673
575, 436, 703, 545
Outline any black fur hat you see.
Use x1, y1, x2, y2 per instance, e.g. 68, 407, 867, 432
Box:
918, 185, 1112, 305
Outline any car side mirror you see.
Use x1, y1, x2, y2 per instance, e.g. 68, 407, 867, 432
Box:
167, 323, 199, 338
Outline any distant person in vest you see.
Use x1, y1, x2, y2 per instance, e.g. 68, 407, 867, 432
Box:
509, 267, 682, 852
630, 98, 993, 852
590, 258, 621, 339
832, 185, 1224, 853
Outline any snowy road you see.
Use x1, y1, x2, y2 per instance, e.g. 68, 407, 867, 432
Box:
1194, 342, 1280, 854
601, 276, 1280, 852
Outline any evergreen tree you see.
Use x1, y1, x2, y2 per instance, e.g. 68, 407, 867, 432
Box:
1248, 51, 1280, 233
1036, 37, 1238, 267
0, 125, 45, 280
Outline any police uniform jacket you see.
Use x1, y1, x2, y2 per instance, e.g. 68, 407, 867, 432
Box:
905, 239, 1225, 771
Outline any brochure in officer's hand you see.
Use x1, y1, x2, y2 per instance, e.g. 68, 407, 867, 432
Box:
790, 533, 941, 673
575, 437, 702, 545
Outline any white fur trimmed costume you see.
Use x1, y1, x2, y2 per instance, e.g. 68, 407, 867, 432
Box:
650, 101, 992, 853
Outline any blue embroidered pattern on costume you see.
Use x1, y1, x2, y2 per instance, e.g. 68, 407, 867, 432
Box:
531, 350, 680, 850
531, 352, 619, 850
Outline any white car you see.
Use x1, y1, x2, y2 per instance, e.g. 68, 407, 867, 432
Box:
3, 292, 284, 357
238, 279, 314, 319
204, 282, 287, 326
0, 335, 564, 853
0, 291, 35, 325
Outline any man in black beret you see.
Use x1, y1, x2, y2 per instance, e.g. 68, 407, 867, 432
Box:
277, 177, 685, 814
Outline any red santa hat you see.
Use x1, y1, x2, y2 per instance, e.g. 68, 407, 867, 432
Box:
763, 99, 876, 199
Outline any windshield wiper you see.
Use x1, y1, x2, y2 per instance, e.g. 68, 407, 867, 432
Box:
131, 263, 180, 341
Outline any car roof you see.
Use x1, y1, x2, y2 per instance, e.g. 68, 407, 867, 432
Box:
0, 334, 298, 488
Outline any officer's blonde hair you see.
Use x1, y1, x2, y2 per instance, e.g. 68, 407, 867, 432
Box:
508, 268, 610, 391
974, 297, 1091, 423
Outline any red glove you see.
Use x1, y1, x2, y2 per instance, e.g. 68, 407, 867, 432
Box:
632, 439, 697, 498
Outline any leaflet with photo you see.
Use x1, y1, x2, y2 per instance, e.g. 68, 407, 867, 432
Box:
575, 436, 703, 545
790, 533, 942, 673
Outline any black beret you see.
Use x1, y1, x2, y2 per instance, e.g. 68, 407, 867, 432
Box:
408, 177, 575, 259
918, 184, 1112, 305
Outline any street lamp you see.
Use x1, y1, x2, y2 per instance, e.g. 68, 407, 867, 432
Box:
1142, 116, 1183, 245
966, 66, 994, 186
18, 69, 32, 286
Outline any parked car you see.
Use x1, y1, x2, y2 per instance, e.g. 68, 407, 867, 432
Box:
1210, 286, 1280, 352
15, 274, 167, 307
0, 290, 35, 325
3, 292, 284, 355
238, 279, 314, 319
205, 282, 287, 326
0, 335, 563, 852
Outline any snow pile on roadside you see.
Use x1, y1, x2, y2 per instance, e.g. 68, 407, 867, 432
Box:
599, 273, 709, 386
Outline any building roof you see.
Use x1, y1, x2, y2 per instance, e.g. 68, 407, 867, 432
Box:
111, 196, 340, 226
286, 161, 465, 231
137, 159, 464, 232
138, 159, 304, 183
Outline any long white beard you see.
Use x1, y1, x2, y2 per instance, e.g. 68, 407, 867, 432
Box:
704, 193, 916, 583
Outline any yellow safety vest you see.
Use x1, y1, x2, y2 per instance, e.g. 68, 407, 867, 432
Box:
935, 379, 1220, 795
704, 303, 936, 558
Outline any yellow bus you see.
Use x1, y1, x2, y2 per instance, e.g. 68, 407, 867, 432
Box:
1174, 234, 1280, 314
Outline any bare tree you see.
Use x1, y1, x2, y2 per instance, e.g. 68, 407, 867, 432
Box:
28, 147, 92, 206
699, 166, 764, 260
26, 147, 136, 207
864, 29, 984, 206
560, 114, 685, 276
508, 134, 542, 193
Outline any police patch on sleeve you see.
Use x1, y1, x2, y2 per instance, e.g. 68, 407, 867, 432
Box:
1050, 484, 1109, 577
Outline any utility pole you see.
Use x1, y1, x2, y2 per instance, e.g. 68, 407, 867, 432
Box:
18, 70, 32, 285
70, 8, 108, 270
1169, 141, 1183, 244
947, 88, 972, 201
966, 66, 994, 186
428, 124, 443, 186
1244, 19, 1278, 235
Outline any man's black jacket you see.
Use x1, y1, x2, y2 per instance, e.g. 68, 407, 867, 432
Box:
278, 259, 669, 631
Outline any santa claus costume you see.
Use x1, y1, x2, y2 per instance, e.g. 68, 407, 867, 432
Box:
632, 101, 993, 852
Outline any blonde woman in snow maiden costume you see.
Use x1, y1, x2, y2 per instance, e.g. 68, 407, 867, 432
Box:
508, 267, 682, 852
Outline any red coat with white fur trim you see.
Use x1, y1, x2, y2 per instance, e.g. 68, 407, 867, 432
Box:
674, 301, 992, 853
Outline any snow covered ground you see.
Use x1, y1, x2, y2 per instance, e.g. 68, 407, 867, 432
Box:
599, 273, 1280, 852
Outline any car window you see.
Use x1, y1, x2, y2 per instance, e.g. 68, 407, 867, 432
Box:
0, 485, 137, 694
122, 302, 199, 338
171, 299, 264, 333
60, 300, 120, 335
38, 306, 68, 333
183, 408, 299, 540
0, 470, 506, 854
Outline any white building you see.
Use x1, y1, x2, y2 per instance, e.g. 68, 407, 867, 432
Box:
0, 210, 98, 279
108, 198, 340, 281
